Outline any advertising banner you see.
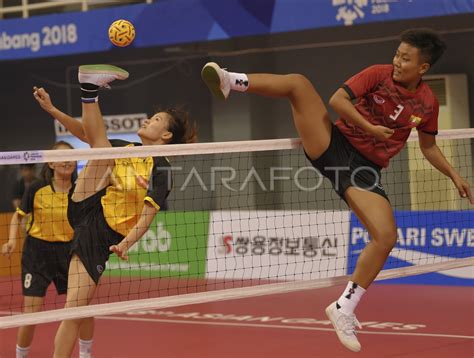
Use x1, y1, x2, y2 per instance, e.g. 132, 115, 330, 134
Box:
54, 113, 148, 137
206, 210, 350, 280
106, 211, 209, 278
348, 210, 474, 286
103, 209, 472, 286
1, 0, 472, 61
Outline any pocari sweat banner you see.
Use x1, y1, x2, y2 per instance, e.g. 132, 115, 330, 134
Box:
349, 211, 474, 286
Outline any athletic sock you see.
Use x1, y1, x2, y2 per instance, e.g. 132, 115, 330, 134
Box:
336, 281, 366, 315
16, 345, 30, 358
79, 338, 93, 358
80, 83, 99, 103
228, 72, 249, 92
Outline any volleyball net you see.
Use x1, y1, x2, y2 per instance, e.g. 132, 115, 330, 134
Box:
0, 128, 473, 329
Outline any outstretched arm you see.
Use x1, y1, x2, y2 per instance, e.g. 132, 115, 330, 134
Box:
418, 131, 473, 204
109, 203, 158, 260
33, 87, 88, 143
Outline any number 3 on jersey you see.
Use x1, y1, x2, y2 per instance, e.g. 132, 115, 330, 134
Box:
389, 104, 405, 121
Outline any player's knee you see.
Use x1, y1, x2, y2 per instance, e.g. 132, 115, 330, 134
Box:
65, 291, 89, 308
287, 74, 311, 90
286, 74, 317, 100
58, 317, 83, 330
372, 229, 397, 252
386, 235, 397, 251
71, 317, 83, 326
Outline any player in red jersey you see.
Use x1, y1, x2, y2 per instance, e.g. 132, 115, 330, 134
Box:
201, 28, 473, 352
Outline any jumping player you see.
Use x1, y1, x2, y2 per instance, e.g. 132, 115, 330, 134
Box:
201, 28, 473, 352
33, 64, 197, 357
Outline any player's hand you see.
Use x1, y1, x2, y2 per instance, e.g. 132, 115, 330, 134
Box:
110, 242, 129, 261
1, 240, 16, 258
451, 175, 474, 204
368, 125, 395, 141
33, 86, 55, 114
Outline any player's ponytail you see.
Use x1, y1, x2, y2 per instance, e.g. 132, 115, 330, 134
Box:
164, 107, 198, 144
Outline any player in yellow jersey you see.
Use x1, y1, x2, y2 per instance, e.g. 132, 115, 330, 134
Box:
2, 141, 93, 358
33, 64, 197, 358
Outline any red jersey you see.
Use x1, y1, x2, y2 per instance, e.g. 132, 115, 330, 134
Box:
335, 64, 439, 168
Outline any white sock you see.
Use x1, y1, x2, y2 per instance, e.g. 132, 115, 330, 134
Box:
336, 281, 366, 315
16, 345, 30, 358
79, 338, 93, 358
228, 72, 249, 92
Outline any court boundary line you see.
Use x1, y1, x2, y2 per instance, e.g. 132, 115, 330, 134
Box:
96, 315, 474, 340
1, 309, 472, 340
0, 258, 472, 329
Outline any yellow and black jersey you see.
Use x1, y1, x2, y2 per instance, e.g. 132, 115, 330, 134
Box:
17, 180, 73, 243
101, 139, 172, 236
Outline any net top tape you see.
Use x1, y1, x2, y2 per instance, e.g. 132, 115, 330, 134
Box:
0, 128, 473, 165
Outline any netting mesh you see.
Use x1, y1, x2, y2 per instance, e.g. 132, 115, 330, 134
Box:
0, 131, 473, 327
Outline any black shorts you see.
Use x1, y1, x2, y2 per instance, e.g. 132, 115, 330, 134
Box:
21, 236, 73, 297
68, 188, 124, 285
305, 124, 389, 202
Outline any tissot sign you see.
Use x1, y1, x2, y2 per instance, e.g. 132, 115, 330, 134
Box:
54, 113, 147, 136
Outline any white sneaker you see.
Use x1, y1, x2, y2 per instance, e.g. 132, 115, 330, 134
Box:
201, 62, 231, 100
325, 301, 362, 352
78, 64, 129, 89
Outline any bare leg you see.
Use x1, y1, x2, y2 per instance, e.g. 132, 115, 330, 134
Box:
72, 102, 114, 203
345, 188, 398, 288
79, 317, 94, 341
202, 65, 332, 160
16, 296, 44, 348
324, 189, 397, 352
54, 255, 96, 358
77, 317, 95, 358
81, 102, 110, 148
245, 73, 333, 160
